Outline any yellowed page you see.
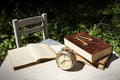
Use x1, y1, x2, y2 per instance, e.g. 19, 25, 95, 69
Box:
8, 46, 36, 69
27, 44, 56, 61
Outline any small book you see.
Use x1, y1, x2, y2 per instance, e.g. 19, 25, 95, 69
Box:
64, 32, 113, 63
8, 44, 56, 70
76, 53, 111, 70
97, 54, 111, 70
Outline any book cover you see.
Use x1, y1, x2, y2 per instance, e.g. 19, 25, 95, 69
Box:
64, 32, 113, 63
8, 44, 56, 70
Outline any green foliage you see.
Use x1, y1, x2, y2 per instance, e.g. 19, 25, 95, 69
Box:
87, 23, 120, 56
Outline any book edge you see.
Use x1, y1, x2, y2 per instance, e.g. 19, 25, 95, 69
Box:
93, 46, 113, 62
97, 54, 111, 70
64, 38, 92, 62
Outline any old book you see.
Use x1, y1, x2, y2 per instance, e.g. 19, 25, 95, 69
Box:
64, 32, 113, 63
97, 54, 111, 70
76, 53, 111, 70
8, 44, 56, 70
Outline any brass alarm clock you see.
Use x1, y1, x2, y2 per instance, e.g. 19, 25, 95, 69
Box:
56, 47, 76, 70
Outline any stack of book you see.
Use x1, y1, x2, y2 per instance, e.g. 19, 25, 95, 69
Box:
64, 32, 113, 70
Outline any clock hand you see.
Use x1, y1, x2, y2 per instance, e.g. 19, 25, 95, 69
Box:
60, 59, 70, 65
60, 60, 66, 65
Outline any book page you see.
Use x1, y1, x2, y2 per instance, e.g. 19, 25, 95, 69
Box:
8, 46, 36, 69
27, 44, 56, 61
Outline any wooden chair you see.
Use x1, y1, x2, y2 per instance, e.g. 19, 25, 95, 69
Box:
12, 13, 49, 48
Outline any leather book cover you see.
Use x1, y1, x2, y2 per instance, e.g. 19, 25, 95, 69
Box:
64, 32, 113, 62
64, 32, 112, 55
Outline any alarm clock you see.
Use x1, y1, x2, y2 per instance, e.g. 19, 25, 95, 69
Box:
56, 47, 76, 70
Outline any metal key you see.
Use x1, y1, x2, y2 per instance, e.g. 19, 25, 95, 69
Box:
74, 36, 88, 46
79, 35, 92, 41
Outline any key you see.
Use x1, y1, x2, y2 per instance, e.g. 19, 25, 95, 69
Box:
74, 36, 88, 46
78, 35, 92, 41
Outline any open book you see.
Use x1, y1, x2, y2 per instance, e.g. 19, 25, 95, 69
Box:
8, 44, 56, 70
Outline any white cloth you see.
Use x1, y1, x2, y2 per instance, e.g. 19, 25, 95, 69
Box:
0, 39, 120, 80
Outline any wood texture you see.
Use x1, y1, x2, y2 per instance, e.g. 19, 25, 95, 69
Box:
12, 13, 49, 48
19, 16, 43, 27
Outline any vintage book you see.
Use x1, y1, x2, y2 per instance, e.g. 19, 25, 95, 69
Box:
64, 32, 113, 63
8, 44, 56, 70
97, 54, 111, 70
76, 53, 111, 70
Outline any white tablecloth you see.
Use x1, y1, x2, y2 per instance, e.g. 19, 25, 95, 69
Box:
0, 39, 120, 80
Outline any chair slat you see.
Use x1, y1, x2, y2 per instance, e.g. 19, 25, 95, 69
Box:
20, 26, 43, 36
12, 13, 48, 48
19, 16, 43, 27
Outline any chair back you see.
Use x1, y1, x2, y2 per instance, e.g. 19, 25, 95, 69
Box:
12, 13, 48, 48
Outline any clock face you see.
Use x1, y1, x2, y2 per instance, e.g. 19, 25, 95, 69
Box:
57, 54, 73, 70
56, 48, 76, 70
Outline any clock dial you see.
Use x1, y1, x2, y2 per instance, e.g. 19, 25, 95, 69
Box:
56, 48, 76, 70
57, 54, 72, 70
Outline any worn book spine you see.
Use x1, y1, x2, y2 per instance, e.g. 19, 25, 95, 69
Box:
13, 61, 39, 70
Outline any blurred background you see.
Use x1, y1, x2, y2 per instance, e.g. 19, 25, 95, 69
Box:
0, 0, 120, 65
